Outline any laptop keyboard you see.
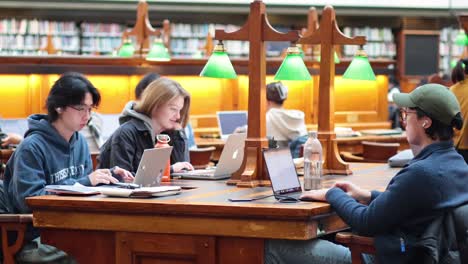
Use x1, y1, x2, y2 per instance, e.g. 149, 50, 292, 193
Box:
184, 169, 215, 176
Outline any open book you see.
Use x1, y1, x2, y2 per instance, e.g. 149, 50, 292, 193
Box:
45, 183, 100, 196
46, 183, 182, 198
96, 186, 182, 198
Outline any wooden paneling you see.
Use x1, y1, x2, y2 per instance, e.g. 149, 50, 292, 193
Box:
0, 57, 392, 134
116, 233, 215, 264
217, 237, 264, 264
41, 229, 115, 264
0, 75, 30, 118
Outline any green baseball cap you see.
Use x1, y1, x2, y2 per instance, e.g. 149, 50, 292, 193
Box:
392, 83, 460, 126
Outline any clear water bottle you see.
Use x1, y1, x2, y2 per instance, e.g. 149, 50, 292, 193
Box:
303, 131, 323, 191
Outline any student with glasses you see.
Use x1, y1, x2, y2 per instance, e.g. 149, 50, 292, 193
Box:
265, 84, 467, 264
1, 72, 134, 263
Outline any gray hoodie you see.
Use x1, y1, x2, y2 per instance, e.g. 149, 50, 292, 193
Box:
119, 101, 156, 144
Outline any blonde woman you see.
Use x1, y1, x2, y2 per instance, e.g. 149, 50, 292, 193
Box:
98, 77, 193, 175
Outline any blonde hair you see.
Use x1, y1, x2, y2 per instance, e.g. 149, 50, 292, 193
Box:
134, 77, 191, 127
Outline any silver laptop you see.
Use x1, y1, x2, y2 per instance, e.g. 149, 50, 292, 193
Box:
263, 147, 304, 200
172, 133, 246, 180
131, 147, 173, 187
216, 111, 247, 140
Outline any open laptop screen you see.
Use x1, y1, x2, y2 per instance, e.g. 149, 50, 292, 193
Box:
263, 148, 301, 195
216, 111, 247, 139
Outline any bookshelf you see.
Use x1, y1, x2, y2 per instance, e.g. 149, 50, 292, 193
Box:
439, 27, 465, 74
0, 18, 79, 55
342, 27, 396, 59
170, 23, 249, 58
80, 22, 125, 55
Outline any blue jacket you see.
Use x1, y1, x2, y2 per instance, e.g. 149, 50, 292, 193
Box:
326, 141, 468, 263
3, 114, 93, 214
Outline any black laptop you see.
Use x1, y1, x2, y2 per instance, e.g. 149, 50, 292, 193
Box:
263, 148, 304, 201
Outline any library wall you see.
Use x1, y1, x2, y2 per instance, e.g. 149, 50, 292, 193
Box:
0, 73, 390, 135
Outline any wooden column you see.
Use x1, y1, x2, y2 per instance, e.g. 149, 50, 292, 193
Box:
216, 0, 300, 187
298, 5, 368, 175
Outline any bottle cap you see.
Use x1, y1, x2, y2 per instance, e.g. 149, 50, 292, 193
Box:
156, 134, 171, 144
309, 131, 318, 138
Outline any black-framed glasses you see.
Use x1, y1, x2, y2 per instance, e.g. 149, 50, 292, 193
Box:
399, 108, 418, 122
68, 105, 94, 115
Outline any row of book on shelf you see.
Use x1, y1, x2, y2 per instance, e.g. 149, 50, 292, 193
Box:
0, 18, 464, 73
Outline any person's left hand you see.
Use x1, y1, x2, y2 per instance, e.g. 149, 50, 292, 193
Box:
300, 188, 330, 202
1, 133, 23, 147
112, 166, 135, 183
172, 162, 194, 172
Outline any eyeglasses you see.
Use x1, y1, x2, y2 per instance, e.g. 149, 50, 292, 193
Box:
399, 108, 418, 122
68, 105, 94, 115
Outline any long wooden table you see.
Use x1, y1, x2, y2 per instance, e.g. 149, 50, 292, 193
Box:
27, 163, 399, 264
197, 134, 409, 161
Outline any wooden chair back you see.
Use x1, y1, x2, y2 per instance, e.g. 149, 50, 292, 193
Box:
0, 149, 14, 180
362, 141, 400, 162
340, 141, 400, 163
189, 147, 215, 169
0, 214, 33, 264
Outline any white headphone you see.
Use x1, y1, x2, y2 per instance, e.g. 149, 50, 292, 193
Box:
274, 83, 288, 100
422, 121, 427, 128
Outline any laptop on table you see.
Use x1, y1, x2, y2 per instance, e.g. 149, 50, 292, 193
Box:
113, 146, 173, 188
172, 133, 246, 180
263, 147, 305, 201
216, 111, 248, 140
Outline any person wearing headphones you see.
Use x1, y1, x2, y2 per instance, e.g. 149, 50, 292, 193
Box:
265, 83, 467, 264
265, 82, 307, 147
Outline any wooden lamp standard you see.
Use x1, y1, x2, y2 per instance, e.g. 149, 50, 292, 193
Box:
212, 0, 302, 187
298, 5, 374, 175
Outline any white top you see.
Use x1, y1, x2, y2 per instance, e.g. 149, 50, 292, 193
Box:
266, 108, 307, 142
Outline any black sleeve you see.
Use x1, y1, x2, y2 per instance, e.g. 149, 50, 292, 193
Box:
164, 130, 189, 163
109, 127, 139, 174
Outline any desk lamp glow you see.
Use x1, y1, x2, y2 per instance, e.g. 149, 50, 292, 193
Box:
455, 29, 468, 46
146, 38, 171, 61
200, 40, 237, 79
118, 39, 135, 57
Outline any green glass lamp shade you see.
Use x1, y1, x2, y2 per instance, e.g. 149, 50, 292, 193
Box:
334, 52, 341, 64
118, 41, 135, 57
200, 43, 237, 79
317, 51, 340, 64
274, 46, 311, 81
146, 40, 171, 61
343, 49, 376, 81
454, 30, 468, 46
450, 59, 458, 69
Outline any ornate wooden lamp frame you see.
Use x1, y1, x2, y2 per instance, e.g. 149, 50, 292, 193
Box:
298, 5, 368, 175
214, 0, 300, 187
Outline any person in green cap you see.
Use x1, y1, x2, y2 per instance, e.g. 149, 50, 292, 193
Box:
265, 83, 467, 264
